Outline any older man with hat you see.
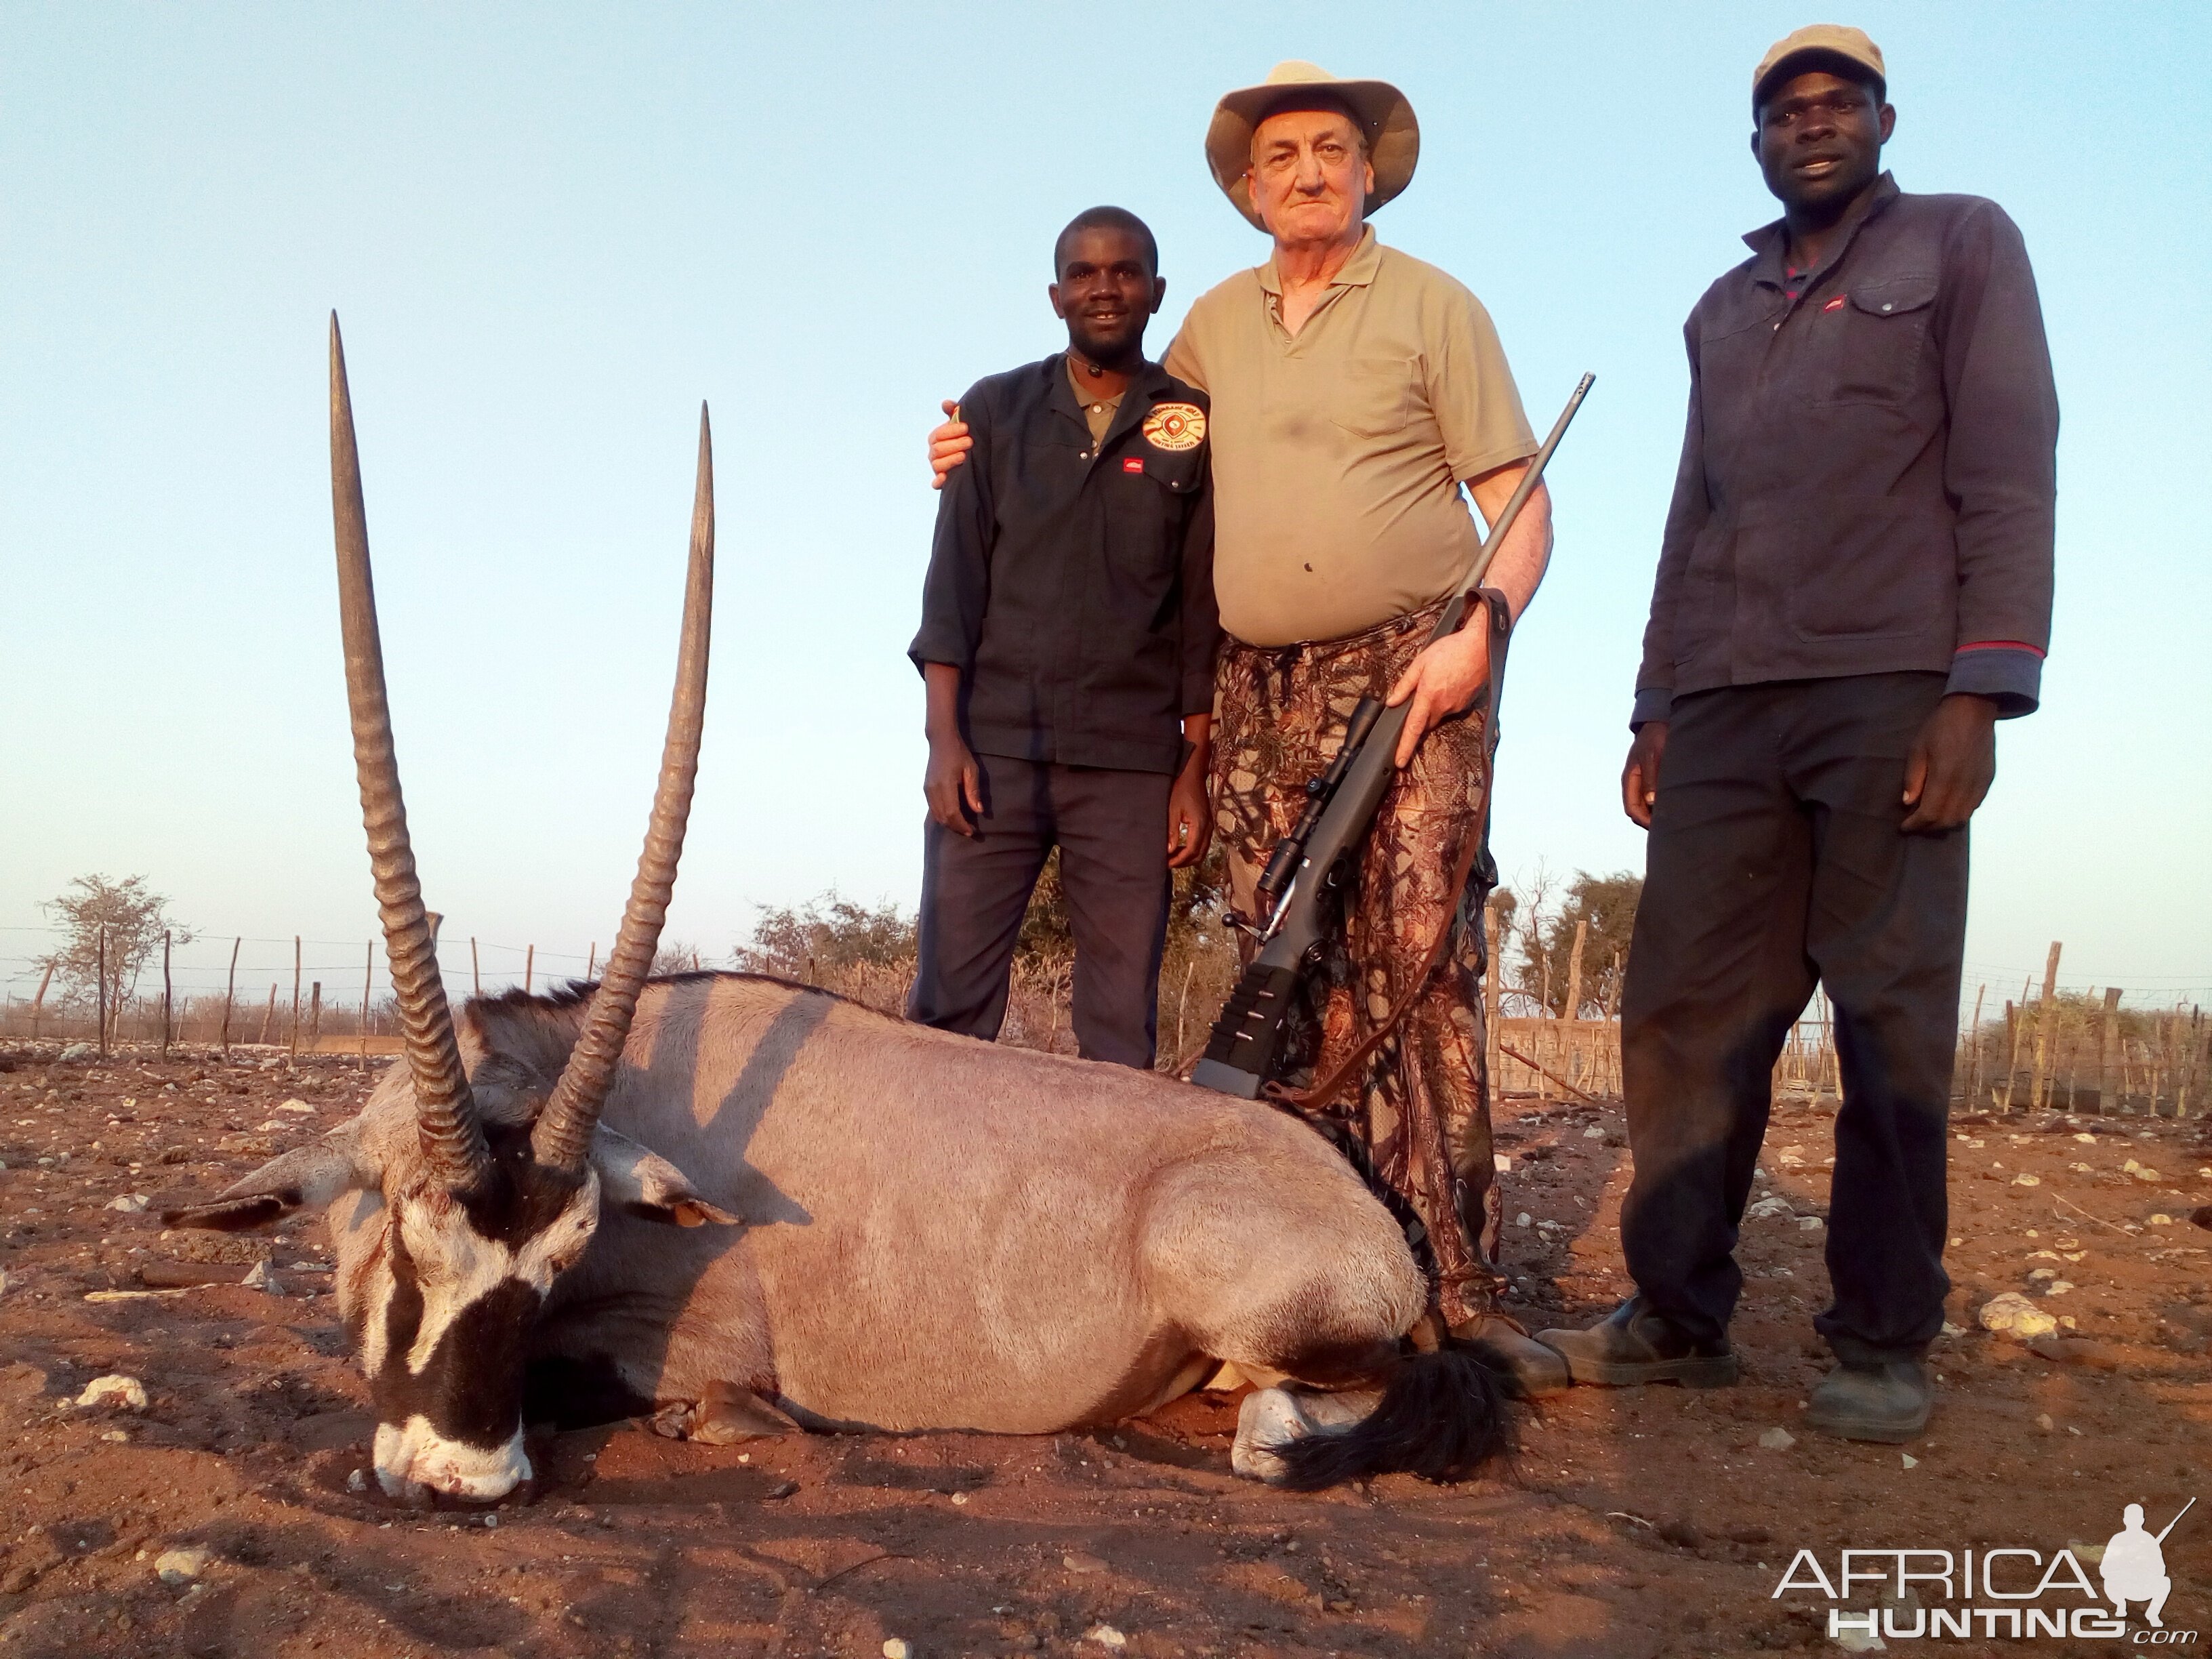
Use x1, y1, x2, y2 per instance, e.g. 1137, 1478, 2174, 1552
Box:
933, 62, 1565, 1394
1538, 27, 2059, 1443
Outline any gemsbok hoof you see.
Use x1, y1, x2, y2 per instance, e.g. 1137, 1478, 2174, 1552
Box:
1231, 1385, 1384, 1483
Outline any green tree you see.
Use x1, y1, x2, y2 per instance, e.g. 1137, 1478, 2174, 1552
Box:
36, 874, 194, 1036
1012, 843, 1231, 969
1523, 869, 1642, 1017
735, 892, 916, 982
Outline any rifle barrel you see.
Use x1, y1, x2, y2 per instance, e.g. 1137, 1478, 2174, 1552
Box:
2156, 1496, 2196, 1544
1454, 371, 1595, 605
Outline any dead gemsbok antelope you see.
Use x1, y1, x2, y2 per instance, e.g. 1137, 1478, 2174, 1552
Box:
165, 318, 1510, 1502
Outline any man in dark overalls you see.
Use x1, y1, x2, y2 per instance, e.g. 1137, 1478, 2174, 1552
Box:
1540, 26, 2060, 1442
907, 207, 1218, 1068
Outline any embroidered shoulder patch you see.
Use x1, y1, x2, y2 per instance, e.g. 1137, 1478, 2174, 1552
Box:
1143, 403, 1205, 452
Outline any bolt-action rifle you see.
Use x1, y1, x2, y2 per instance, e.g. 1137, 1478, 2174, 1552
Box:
1191, 374, 1595, 1100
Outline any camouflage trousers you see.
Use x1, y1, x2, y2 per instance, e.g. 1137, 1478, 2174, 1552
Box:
1211, 597, 1508, 1327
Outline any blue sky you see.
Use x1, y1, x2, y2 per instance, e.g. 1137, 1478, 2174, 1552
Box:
3, 1, 2207, 1011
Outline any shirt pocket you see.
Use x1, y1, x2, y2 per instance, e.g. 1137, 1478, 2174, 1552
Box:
1823, 273, 1938, 406
1770, 495, 1952, 642
1330, 356, 1416, 438
1106, 449, 1199, 581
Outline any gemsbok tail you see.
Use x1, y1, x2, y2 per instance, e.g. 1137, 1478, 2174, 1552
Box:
1271, 1347, 1511, 1491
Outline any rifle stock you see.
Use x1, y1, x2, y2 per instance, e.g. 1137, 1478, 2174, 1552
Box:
1192, 375, 1593, 1100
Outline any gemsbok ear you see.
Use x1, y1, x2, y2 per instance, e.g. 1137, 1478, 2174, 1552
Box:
589, 1126, 741, 1228
161, 1126, 372, 1231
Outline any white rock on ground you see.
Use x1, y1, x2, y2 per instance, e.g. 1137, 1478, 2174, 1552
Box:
58, 1043, 94, 1063
881, 1641, 912, 1659
1746, 1195, 1795, 1221
241, 1261, 284, 1296
276, 1099, 316, 1114
155, 1547, 211, 1586
1757, 1427, 1796, 1450
1980, 1291, 2058, 1340
1086, 1626, 1129, 1650
76, 1374, 148, 1412
104, 1194, 148, 1212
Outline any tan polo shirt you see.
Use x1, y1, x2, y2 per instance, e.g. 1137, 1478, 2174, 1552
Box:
1163, 227, 1536, 646
1065, 357, 1124, 445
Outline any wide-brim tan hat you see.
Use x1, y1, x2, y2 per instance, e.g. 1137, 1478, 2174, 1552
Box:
1206, 60, 1418, 232
1753, 24, 1886, 110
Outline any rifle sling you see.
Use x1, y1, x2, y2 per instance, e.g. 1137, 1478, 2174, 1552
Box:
1265, 587, 1513, 1120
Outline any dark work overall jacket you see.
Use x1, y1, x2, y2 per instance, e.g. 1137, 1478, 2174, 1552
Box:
1634, 174, 2059, 727
911, 354, 1218, 775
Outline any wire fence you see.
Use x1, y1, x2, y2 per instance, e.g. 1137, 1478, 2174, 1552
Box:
1, 925, 2203, 1116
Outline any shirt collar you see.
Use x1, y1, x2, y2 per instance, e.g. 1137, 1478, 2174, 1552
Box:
1258, 224, 1381, 295
1742, 171, 1900, 288
1045, 352, 1173, 443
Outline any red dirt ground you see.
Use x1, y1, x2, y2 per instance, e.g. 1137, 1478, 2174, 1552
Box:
0, 1042, 2206, 1658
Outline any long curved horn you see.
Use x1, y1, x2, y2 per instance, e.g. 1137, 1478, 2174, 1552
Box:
329, 313, 489, 1191
532, 406, 714, 1174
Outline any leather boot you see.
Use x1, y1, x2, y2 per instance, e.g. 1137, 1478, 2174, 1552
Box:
1803, 1358, 1932, 1443
1450, 1311, 1572, 1398
1534, 1296, 1740, 1387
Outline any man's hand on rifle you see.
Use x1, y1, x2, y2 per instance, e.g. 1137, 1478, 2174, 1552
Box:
928, 401, 972, 489
1622, 721, 1668, 828
1386, 623, 1491, 767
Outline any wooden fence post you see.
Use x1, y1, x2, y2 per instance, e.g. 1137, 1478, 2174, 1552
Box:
2098, 987, 2123, 1113
361, 941, 373, 1069
30, 963, 53, 1041
289, 937, 302, 1061
525, 945, 535, 994
307, 982, 323, 1054
259, 984, 277, 1046
1561, 918, 1589, 1090
2185, 1006, 2205, 1118
2027, 942, 2062, 1113
96, 925, 108, 1059
471, 937, 481, 997
1483, 901, 1503, 1102
586, 941, 597, 980
2000, 977, 2030, 1109
1962, 983, 1986, 1109
161, 930, 173, 1057
220, 937, 240, 1055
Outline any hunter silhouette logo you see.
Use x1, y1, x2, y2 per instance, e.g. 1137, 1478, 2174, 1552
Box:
1771, 1496, 2197, 1642
2106, 1499, 2192, 1629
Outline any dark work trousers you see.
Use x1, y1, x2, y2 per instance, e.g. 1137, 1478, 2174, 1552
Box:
908, 752, 1172, 1068
1619, 672, 1968, 1363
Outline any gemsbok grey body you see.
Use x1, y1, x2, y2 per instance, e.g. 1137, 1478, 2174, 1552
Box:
166, 319, 1509, 1502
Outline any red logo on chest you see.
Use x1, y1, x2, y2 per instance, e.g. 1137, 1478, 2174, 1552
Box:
1822, 295, 1847, 312
1122, 457, 1145, 474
